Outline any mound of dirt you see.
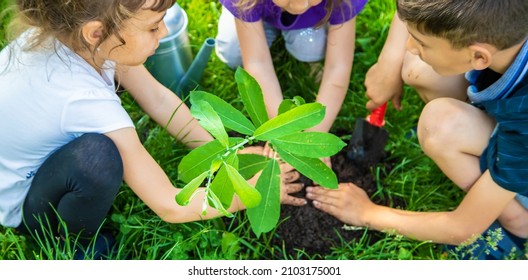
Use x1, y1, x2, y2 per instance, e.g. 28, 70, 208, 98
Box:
269, 147, 401, 258
224, 130, 405, 259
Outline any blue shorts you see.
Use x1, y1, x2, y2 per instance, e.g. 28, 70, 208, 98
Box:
480, 152, 528, 209
515, 195, 528, 209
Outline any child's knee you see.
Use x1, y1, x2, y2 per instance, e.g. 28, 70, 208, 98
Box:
499, 199, 528, 238
283, 27, 326, 62
215, 28, 242, 69
417, 99, 462, 153
215, 39, 242, 69
215, 6, 242, 69
72, 134, 123, 187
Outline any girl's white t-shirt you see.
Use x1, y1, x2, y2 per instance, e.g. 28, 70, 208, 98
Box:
0, 33, 134, 227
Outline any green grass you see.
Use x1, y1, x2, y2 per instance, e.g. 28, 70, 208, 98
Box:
0, 0, 475, 260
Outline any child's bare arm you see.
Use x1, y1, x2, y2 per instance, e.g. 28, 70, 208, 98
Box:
364, 12, 408, 111
116, 65, 213, 148
104, 127, 238, 222
307, 170, 516, 245
105, 127, 306, 223
236, 19, 283, 119
309, 18, 356, 133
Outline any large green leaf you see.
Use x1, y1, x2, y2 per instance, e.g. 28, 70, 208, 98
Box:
235, 67, 269, 128
209, 165, 235, 209
191, 100, 229, 147
225, 164, 262, 208
175, 171, 208, 206
237, 153, 269, 179
247, 159, 280, 237
190, 91, 255, 135
275, 146, 338, 189
253, 103, 325, 141
271, 132, 346, 158
209, 152, 238, 208
178, 138, 244, 183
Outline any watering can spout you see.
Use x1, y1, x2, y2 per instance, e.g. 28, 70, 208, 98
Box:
144, 3, 215, 102
176, 38, 216, 99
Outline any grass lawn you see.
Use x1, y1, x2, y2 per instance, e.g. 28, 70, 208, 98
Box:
0, 0, 487, 260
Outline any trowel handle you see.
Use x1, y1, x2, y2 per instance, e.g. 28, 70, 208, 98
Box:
366, 102, 387, 127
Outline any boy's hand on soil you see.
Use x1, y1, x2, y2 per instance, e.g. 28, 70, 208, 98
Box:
305, 183, 373, 226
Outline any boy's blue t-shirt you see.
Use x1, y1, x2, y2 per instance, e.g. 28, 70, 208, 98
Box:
219, 0, 368, 30
468, 40, 528, 196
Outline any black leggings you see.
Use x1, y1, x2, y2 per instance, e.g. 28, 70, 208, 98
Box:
17, 133, 123, 241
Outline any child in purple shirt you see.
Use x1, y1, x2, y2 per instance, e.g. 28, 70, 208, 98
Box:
216, 0, 368, 134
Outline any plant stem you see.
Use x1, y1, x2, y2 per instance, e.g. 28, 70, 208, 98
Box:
222, 137, 254, 158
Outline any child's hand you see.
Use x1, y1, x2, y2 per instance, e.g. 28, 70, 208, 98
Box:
279, 162, 305, 206
364, 61, 404, 111
240, 145, 305, 206
305, 183, 373, 226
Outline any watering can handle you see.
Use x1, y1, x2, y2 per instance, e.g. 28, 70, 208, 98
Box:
366, 102, 387, 127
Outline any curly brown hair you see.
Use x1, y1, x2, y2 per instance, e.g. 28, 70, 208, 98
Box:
9, 0, 174, 54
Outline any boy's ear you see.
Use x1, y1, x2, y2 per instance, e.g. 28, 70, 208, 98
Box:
81, 21, 104, 48
468, 44, 493, 70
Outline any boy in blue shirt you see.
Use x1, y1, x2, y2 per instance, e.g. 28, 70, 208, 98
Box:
306, 0, 528, 259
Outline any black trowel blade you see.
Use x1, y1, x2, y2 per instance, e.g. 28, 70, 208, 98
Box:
346, 118, 389, 166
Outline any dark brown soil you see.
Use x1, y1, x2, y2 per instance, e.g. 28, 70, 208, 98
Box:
268, 146, 401, 258
225, 129, 405, 259
265, 121, 412, 259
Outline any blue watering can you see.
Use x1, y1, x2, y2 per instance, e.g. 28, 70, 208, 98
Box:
145, 3, 215, 100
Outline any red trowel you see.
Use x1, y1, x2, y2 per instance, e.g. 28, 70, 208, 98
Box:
347, 102, 389, 166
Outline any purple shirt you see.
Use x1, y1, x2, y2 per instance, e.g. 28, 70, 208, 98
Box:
219, 0, 368, 30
